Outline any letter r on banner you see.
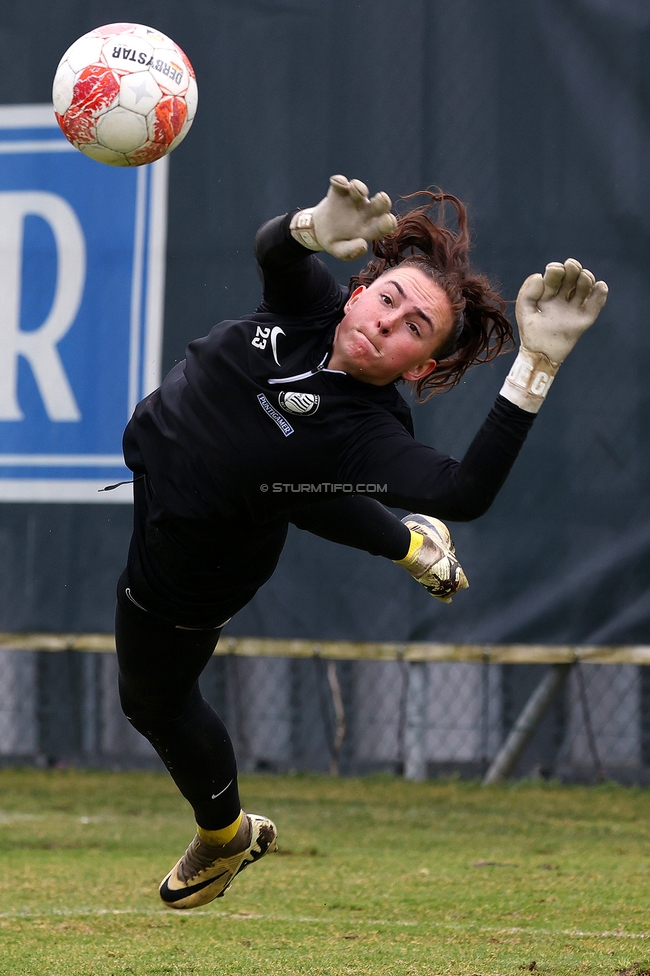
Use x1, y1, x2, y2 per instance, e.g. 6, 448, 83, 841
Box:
0, 191, 85, 421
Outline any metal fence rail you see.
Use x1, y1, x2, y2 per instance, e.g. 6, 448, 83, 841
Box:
0, 636, 648, 784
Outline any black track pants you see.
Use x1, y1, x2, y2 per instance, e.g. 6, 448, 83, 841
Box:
115, 586, 241, 830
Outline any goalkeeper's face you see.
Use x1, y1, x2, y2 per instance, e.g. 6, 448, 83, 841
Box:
329, 266, 454, 385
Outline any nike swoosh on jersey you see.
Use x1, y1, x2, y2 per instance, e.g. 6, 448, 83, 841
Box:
160, 869, 229, 903
270, 327, 285, 366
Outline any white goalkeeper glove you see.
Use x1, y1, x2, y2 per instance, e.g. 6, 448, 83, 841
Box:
394, 514, 469, 604
290, 174, 397, 261
500, 258, 608, 413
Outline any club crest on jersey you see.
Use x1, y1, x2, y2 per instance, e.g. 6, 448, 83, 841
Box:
278, 391, 320, 416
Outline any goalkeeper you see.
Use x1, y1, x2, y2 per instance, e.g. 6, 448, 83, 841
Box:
115, 175, 608, 910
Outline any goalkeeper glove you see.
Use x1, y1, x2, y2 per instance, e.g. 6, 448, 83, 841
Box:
290, 174, 397, 261
395, 514, 469, 604
501, 258, 608, 413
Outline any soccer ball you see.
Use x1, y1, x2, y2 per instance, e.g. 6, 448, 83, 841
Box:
52, 23, 198, 166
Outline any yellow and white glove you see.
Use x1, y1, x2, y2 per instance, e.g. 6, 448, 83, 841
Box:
395, 514, 469, 604
290, 174, 397, 261
501, 258, 608, 413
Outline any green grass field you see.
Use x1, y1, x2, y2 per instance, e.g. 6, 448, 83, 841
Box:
0, 769, 649, 975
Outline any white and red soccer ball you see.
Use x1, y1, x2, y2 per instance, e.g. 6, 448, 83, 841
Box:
52, 23, 198, 166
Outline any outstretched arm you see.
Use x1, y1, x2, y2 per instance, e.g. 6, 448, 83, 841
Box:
340, 259, 608, 519
340, 396, 536, 522
254, 212, 342, 317
290, 495, 410, 558
290, 497, 468, 604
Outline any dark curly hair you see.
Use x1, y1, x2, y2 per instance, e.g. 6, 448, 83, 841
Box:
349, 191, 514, 399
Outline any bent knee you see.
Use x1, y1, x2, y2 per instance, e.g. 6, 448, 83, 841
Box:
118, 677, 199, 733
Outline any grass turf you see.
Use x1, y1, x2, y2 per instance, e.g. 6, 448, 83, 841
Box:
0, 769, 648, 974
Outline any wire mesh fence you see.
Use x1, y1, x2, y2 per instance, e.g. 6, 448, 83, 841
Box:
0, 641, 649, 784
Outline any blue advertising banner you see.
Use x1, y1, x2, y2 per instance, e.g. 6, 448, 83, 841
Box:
0, 104, 167, 502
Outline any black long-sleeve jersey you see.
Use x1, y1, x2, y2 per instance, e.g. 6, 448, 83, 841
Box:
124, 212, 535, 529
